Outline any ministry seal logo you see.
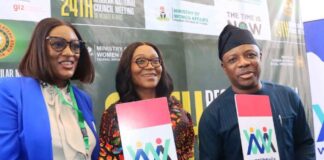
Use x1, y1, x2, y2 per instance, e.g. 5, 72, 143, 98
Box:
0, 23, 15, 59
157, 6, 170, 21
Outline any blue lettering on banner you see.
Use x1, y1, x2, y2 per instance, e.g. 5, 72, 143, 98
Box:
318, 147, 324, 155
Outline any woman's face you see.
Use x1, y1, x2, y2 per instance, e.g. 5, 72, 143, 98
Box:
46, 25, 81, 86
131, 45, 162, 91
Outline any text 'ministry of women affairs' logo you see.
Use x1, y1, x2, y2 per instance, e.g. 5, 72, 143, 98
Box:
0, 23, 15, 59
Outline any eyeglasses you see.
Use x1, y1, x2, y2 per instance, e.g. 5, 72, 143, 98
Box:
46, 36, 85, 54
134, 57, 161, 68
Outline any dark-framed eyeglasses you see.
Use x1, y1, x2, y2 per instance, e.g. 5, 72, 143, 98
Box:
46, 36, 85, 54
134, 57, 161, 68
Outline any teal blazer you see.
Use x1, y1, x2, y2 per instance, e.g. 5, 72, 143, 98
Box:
0, 77, 99, 160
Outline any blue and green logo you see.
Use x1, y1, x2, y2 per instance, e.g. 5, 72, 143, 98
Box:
126, 138, 171, 160
313, 104, 324, 142
312, 104, 324, 155
244, 127, 277, 155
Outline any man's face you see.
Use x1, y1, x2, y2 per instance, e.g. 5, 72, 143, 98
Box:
221, 44, 262, 93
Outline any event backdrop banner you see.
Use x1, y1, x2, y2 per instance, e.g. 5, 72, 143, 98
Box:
0, 0, 313, 159
304, 19, 324, 159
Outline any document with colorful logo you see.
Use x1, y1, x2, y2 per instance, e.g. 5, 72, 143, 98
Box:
116, 97, 177, 160
235, 94, 279, 160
